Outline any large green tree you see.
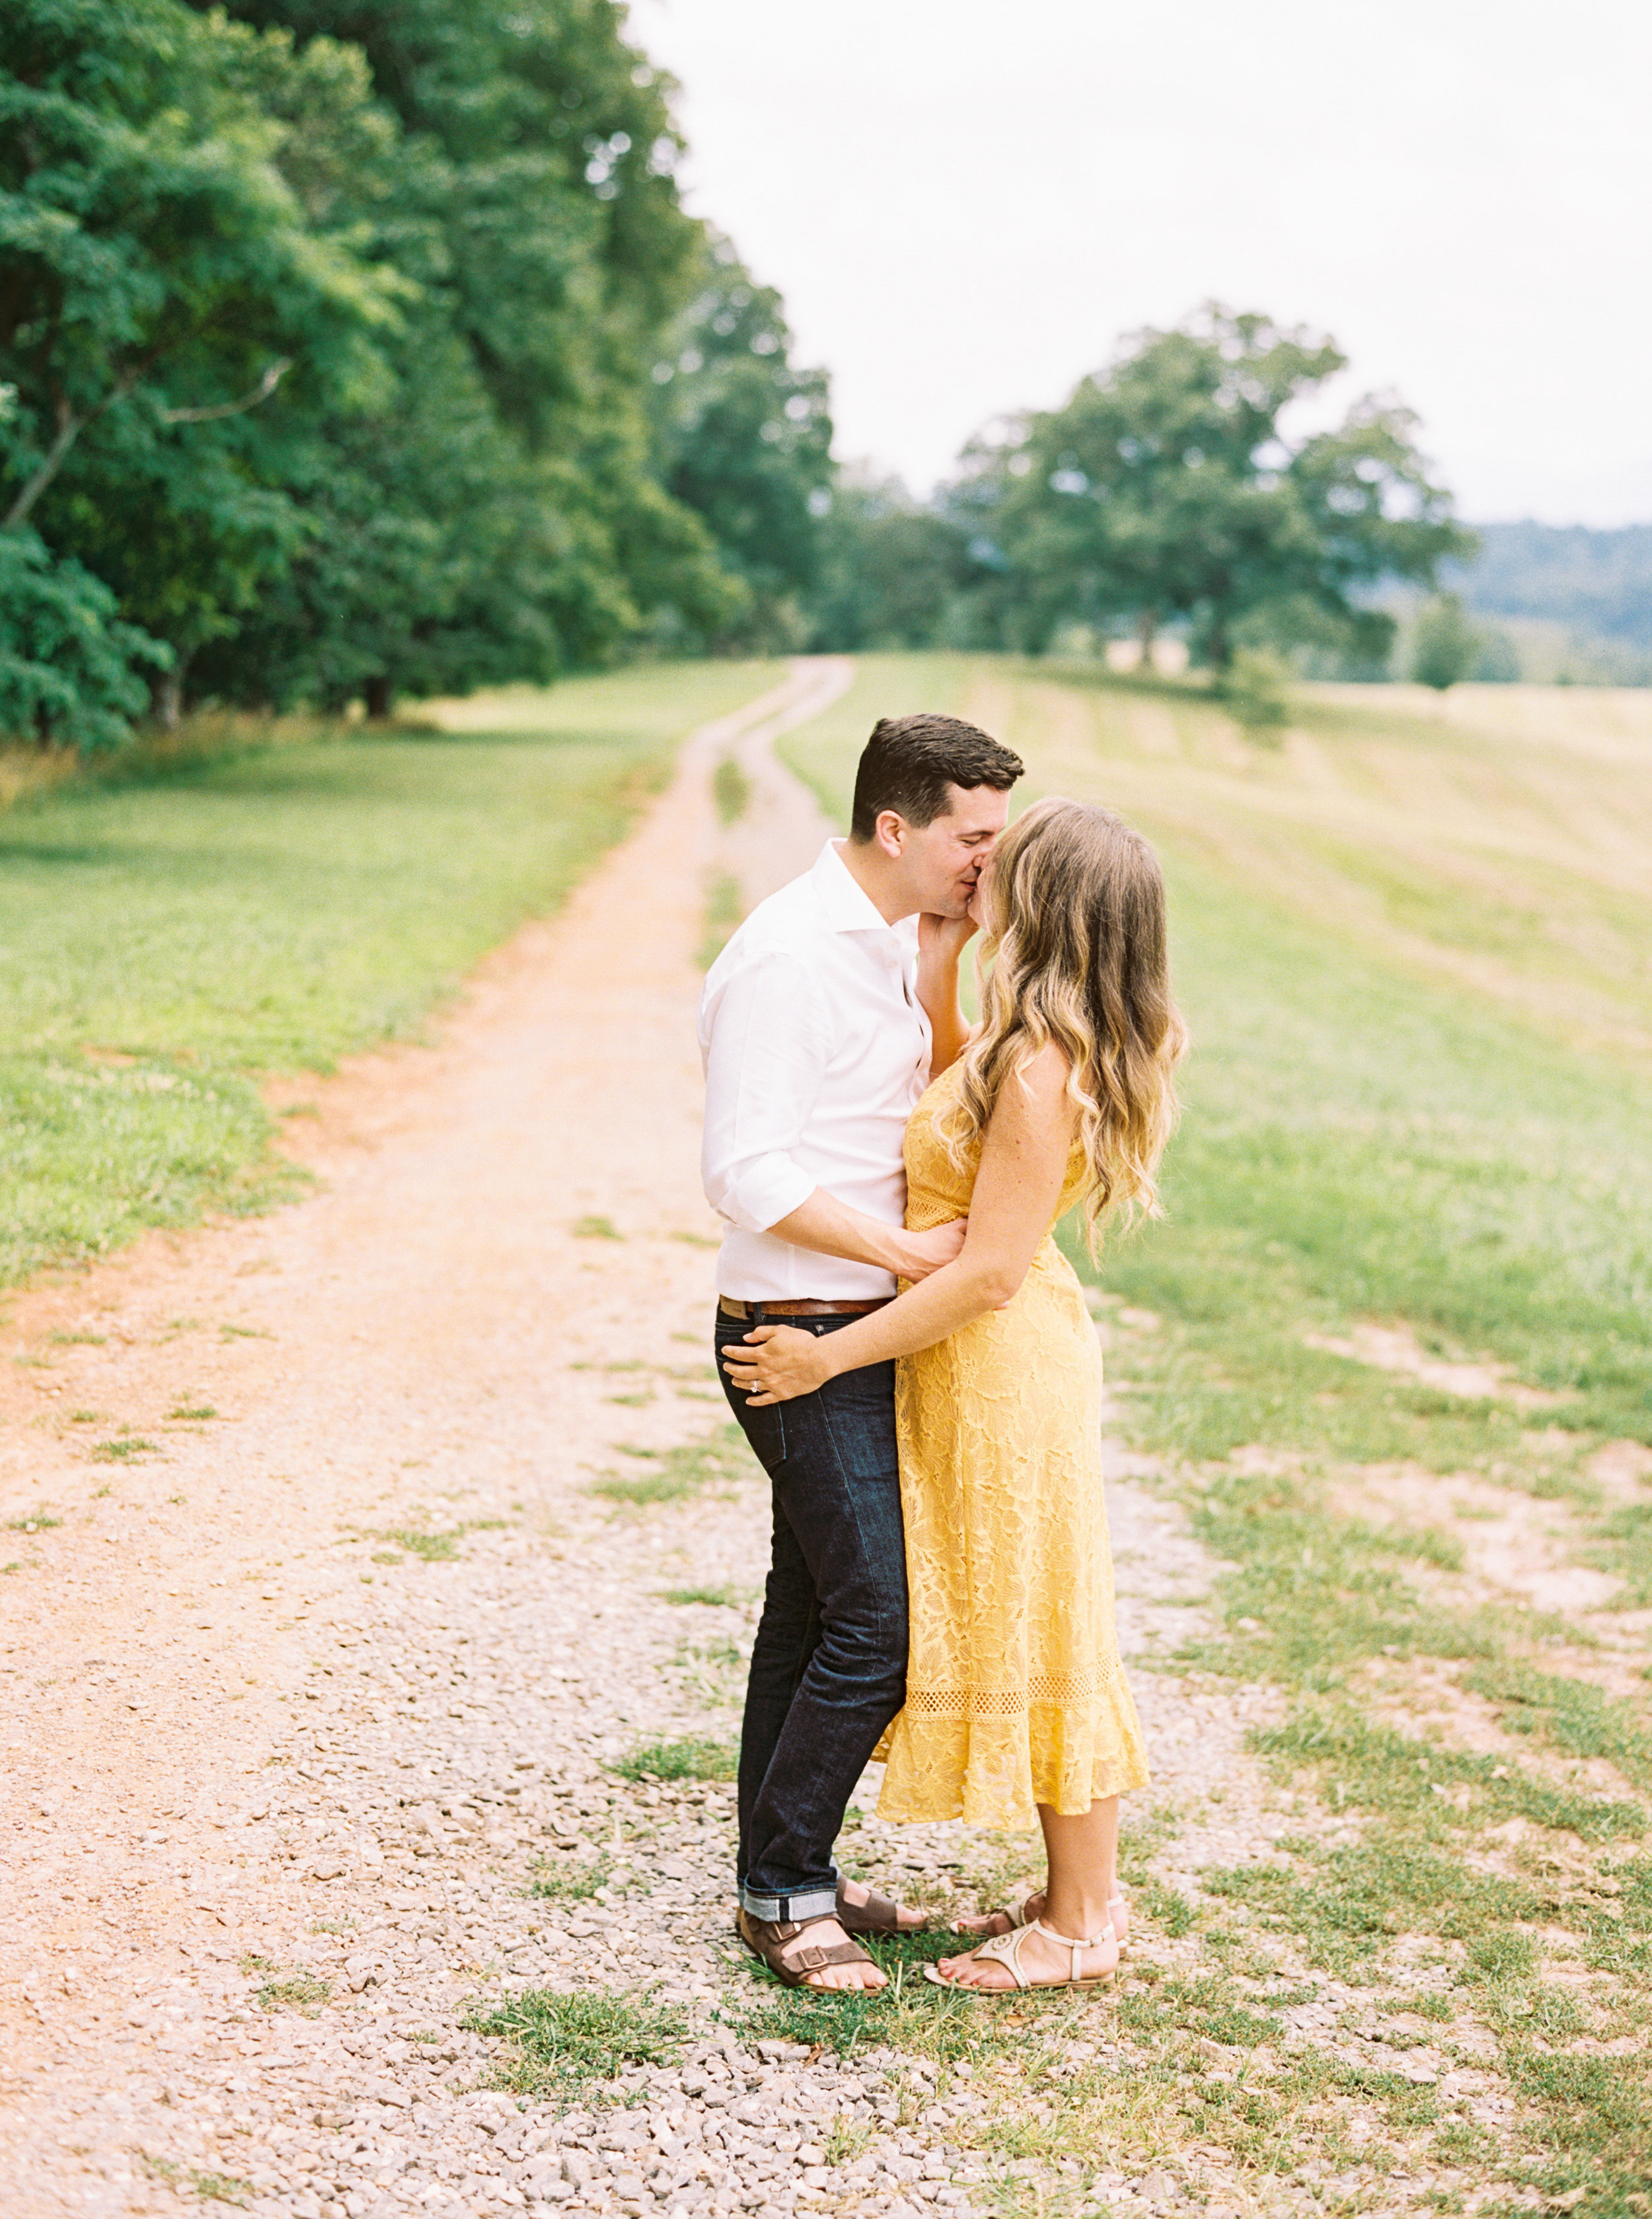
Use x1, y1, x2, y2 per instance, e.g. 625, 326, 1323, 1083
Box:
649, 237, 832, 648
806, 471, 984, 652
201, 0, 739, 701
1, 0, 751, 738
965, 305, 1472, 667
0, 0, 406, 720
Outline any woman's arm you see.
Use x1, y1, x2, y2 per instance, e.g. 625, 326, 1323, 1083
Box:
721, 1045, 1076, 1405
915, 913, 976, 1078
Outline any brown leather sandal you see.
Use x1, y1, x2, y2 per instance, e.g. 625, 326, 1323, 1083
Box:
735, 1906, 882, 1990
836, 1878, 927, 1936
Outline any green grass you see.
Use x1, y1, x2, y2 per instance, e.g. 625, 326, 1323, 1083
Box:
712, 753, 751, 826
589, 1424, 753, 1507
761, 654, 1652, 2210
527, 1851, 612, 1902
252, 1969, 330, 2015
661, 1583, 745, 1607
1462, 1660, 1652, 1788
373, 1526, 461, 1563
190, 2173, 251, 2206
1084, 857, 1652, 1451
696, 869, 744, 971
467, 1988, 689, 2093
612, 1735, 735, 1782
1252, 1708, 1643, 1842
0, 661, 780, 1287
3, 1505, 60, 1531
673, 1634, 747, 1709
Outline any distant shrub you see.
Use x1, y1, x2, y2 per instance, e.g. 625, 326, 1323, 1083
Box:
1410, 595, 1482, 691
1223, 648, 1293, 738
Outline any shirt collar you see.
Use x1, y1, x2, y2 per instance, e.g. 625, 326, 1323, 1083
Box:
811, 839, 905, 935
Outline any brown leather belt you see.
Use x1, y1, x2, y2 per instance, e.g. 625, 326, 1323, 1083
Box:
718, 1295, 892, 1320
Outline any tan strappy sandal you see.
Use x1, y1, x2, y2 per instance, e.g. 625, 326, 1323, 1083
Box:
735, 1906, 884, 1990
963, 1890, 1131, 1953
924, 1916, 1117, 1994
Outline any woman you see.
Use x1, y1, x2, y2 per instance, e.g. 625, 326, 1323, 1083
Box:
721, 797, 1185, 1993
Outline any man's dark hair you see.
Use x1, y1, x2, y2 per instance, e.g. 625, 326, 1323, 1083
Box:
849, 714, 1024, 841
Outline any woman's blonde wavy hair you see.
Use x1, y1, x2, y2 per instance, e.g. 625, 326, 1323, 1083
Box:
946, 797, 1187, 1248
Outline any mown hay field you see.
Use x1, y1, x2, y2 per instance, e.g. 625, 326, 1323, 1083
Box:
779, 658, 1652, 2212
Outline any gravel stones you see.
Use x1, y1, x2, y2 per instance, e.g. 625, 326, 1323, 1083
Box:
0, 691, 1301, 2219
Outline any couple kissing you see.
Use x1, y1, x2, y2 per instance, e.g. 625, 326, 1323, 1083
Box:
698, 712, 1185, 1995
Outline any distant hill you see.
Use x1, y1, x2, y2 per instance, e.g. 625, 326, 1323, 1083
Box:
1449, 521, 1652, 650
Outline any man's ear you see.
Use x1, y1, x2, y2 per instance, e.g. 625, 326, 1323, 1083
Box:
873, 808, 906, 858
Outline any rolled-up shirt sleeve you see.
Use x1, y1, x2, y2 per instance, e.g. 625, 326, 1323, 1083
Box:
701, 950, 832, 1232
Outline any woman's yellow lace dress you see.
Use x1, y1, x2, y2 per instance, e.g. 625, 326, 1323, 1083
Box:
876, 1062, 1150, 1828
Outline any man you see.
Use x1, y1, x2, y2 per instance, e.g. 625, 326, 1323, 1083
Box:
699, 712, 1024, 1991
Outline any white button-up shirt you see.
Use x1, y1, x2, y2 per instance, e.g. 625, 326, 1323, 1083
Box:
698, 841, 932, 1300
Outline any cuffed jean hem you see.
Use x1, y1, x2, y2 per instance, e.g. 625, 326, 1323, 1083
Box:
739, 1877, 838, 1923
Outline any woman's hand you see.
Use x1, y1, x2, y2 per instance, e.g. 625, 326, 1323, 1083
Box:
917, 910, 979, 967
720, 1324, 837, 1406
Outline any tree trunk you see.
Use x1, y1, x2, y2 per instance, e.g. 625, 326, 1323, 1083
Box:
1136, 608, 1158, 671
150, 665, 182, 730
363, 674, 393, 722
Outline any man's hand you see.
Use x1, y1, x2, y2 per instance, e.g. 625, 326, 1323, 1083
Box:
720, 1324, 837, 1406
894, 1218, 968, 1281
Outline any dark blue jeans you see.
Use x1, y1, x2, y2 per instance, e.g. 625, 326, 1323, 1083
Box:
715, 1307, 908, 1922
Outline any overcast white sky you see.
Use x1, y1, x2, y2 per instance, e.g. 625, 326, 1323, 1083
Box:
630, 0, 1652, 525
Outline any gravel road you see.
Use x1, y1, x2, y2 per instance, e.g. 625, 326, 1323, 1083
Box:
0, 659, 1289, 2219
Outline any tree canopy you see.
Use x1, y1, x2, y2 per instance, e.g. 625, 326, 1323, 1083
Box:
928, 307, 1473, 669
650, 235, 833, 650
1, 0, 754, 735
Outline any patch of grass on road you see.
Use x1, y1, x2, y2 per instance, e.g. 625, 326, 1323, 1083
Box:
373, 1526, 462, 1563
613, 1735, 735, 1783
589, 1425, 753, 1509
527, 1851, 612, 1902
252, 1968, 330, 2015
89, 1435, 159, 1462
0, 661, 780, 1287
712, 753, 751, 825
470, 1988, 689, 2091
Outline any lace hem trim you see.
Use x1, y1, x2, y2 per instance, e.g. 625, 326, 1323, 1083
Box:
902, 1673, 1119, 1717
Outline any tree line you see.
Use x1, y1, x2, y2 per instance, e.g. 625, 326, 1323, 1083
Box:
1, 1, 1473, 752
815, 308, 1471, 680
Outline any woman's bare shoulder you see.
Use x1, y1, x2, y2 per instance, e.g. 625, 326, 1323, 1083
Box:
990, 1040, 1077, 1138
